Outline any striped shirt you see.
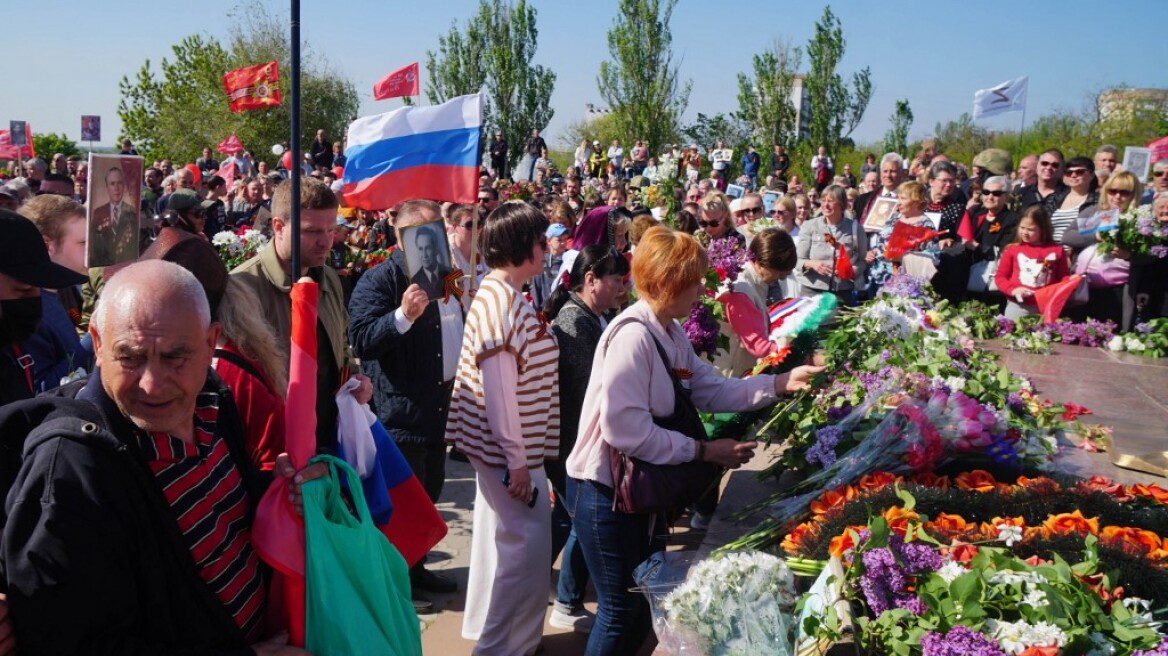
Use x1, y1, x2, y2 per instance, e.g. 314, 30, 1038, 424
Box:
446, 276, 561, 468
137, 392, 265, 642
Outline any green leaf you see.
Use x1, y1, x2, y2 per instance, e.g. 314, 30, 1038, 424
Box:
949, 571, 981, 606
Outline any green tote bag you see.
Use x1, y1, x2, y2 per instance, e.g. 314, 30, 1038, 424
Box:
303, 455, 422, 656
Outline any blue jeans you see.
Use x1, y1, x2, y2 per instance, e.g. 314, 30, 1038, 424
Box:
572, 478, 666, 656
550, 468, 590, 611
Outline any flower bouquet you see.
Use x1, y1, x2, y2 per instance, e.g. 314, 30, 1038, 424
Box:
212, 228, 268, 270
796, 498, 1168, 656
682, 235, 748, 358
1108, 320, 1168, 358
657, 551, 798, 655
347, 245, 396, 274
1097, 205, 1168, 260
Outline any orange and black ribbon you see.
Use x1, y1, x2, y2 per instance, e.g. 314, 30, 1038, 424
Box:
443, 268, 467, 303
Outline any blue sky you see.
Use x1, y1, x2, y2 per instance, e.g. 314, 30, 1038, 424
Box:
9, 0, 1168, 151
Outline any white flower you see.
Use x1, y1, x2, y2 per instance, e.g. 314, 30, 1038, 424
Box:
211, 231, 238, 247
1108, 335, 1125, 351
945, 376, 967, 392
936, 561, 966, 584
985, 618, 1067, 655
1022, 587, 1049, 609
996, 524, 1023, 547
1125, 336, 1146, 352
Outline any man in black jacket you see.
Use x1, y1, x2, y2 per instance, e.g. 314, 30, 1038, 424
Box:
348, 199, 460, 612
489, 131, 508, 178
0, 260, 316, 655
1018, 148, 1068, 209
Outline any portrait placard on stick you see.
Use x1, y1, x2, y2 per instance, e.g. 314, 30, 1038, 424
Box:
86, 154, 144, 268
398, 219, 454, 301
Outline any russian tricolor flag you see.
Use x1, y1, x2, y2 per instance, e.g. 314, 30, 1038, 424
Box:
341, 93, 482, 210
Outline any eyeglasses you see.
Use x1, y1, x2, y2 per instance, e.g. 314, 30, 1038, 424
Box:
1039, 160, 1061, 168
1065, 168, 1088, 176
698, 219, 722, 228
736, 206, 763, 216
772, 208, 789, 216
1107, 188, 1134, 197
476, 197, 492, 203
1154, 171, 1167, 178
461, 220, 477, 230
982, 190, 1007, 197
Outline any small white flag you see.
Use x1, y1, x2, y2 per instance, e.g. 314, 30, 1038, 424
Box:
973, 76, 1029, 120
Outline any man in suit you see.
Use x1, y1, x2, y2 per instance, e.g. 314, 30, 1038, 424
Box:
854, 153, 905, 229
89, 165, 138, 266
410, 225, 450, 298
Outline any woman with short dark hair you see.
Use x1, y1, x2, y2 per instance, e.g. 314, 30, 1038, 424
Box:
715, 228, 799, 377
446, 202, 560, 654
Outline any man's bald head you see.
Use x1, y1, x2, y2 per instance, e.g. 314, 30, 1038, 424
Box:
93, 260, 210, 336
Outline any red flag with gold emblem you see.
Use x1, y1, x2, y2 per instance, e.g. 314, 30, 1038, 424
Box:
223, 62, 282, 112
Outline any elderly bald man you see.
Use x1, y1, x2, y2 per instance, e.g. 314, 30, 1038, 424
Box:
0, 260, 318, 655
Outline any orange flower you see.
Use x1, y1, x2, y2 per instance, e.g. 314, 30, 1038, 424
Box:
1023, 554, 1049, 567
912, 472, 951, 489
1100, 526, 1162, 555
1077, 476, 1132, 502
1128, 483, 1168, 505
829, 526, 866, 558
1018, 646, 1059, 656
930, 513, 969, 533
947, 542, 980, 563
858, 471, 902, 491
883, 505, 920, 536
810, 487, 852, 517
954, 470, 999, 493
1042, 510, 1100, 537
1015, 475, 1060, 493
782, 522, 815, 555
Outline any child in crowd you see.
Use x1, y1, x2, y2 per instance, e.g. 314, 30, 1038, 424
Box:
994, 205, 1070, 320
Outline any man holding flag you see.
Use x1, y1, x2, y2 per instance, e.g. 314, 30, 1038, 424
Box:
231, 177, 373, 448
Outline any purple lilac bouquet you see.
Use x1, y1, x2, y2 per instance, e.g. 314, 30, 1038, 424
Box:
920, 626, 1006, 656
1097, 206, 1168, 259
707, 234, 748, 283
682, 303, 720, 358
857, 531, 943, 615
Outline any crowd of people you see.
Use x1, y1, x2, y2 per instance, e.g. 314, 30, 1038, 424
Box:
0, 126, 1165, 656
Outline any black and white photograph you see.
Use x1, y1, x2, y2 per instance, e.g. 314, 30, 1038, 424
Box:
762, 191, 783, 215
865, 196, 898, 232
1123, 146, 1151, 183
8, 121, 27, 146
399, 218, 453, 300
725, 184, 745, 199
86, 154, 143, 268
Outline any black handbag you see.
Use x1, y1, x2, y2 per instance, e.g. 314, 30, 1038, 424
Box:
605, 319, 722, 515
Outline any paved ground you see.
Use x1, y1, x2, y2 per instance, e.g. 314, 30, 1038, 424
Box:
417, 342, 1167, 654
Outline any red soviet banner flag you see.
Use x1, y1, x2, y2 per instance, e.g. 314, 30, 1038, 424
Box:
223, 62, 282, 112
372, 62, 419, 101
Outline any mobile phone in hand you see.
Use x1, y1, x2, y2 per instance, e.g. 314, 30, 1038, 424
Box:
501, 470, 538, 508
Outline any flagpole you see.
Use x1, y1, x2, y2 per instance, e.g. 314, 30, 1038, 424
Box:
1016, 103, 1027, 163
290, 0, 302, 278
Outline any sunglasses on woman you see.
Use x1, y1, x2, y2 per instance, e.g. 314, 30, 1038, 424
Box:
982, 190, 1007, 197
698, 219, 722, 228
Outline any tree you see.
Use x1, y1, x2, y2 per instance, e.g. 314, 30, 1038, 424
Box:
803, 5, 872, 156
932, 113, 994, 163
426, 0, 556, 170
736, 40, 803, 150
883, 99, 913, 156
117, 2, 359, 165
557, 112, 620, 152
32, 133, 81, 160
597, 0, 691, 156
682, 113, 750, 152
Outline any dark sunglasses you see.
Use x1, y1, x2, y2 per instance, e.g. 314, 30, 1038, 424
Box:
698, 219, 722, 228
736, 206, 763, 216
1154, 171, 1166, 178
1065, 168, 1088, 176
476, 197, 492, 203
1038, 160, 1061, 168
461, 220, 477, 230
982, 190, 1007, 197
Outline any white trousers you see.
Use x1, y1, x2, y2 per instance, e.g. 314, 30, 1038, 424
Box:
462, 458, 551, 656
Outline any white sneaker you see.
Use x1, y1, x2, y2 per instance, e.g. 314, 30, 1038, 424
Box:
690, 512, 713, 531
549, 607, 595, 633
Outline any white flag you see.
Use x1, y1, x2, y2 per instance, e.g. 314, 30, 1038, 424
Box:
973, 76, 1029, 120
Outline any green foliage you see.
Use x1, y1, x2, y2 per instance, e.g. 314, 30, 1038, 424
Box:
597, 0, 691, 156
117, 3, 359, 166
803, 5, 872, 158
556, 112, 620, 151
426, 0, 556, 171
736, 40, 802, 151
883, 99, 913, 157
32, 133, 81, 160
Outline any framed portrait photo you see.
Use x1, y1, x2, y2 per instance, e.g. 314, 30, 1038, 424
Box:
762, 191, 783, 215
725, 184, 745, 199
398, 219, 454, 301
864, 196, 898, 232
81, 115, 101, 142
1122, 146, 1152, 183
85, 154, 144, 268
